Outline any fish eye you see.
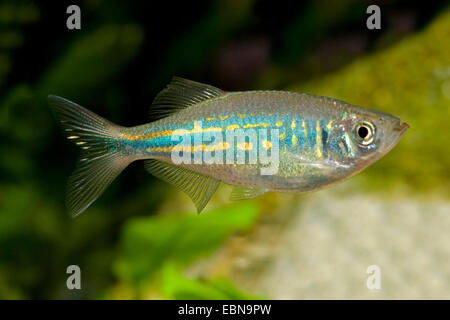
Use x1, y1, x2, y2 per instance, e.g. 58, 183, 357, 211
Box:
358, 126, 369, 139
355, 121, 375, 146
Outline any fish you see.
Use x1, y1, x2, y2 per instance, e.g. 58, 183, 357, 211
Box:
49, 77, 409, 217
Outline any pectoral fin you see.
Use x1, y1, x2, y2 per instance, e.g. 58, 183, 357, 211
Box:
145, 160, 220, 213
230, 186, 268, 201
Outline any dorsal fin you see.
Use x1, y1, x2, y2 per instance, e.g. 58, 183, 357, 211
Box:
150, 77, 225, 120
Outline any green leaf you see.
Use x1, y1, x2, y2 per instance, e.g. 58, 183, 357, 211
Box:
114, 202, 259, 287
161, 264, 261, 300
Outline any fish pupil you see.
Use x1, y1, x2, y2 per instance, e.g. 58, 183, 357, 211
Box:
358, 126, 369, 139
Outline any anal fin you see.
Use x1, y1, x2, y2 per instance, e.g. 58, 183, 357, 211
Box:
145, 159, 220, 213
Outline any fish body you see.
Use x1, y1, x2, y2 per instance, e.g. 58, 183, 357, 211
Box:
49, 77, 408, 216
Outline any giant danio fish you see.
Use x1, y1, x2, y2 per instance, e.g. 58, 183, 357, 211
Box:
49, 77, 408, 217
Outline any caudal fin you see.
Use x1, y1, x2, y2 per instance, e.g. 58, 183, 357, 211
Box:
49, 95, 130, 217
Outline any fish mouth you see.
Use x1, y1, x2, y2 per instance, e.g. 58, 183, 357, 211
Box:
394, 121, 409, 136
378, 120, 409, 158
379, 120, 408, 157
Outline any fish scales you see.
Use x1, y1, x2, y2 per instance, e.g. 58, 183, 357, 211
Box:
121, 91, 340, 190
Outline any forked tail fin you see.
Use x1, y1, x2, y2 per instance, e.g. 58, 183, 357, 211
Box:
48, 95, 131, 217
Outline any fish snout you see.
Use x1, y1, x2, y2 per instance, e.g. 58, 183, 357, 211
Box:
394, 121, 409, 136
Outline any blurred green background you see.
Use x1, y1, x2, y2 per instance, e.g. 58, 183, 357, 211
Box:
0, 0, 449, 299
